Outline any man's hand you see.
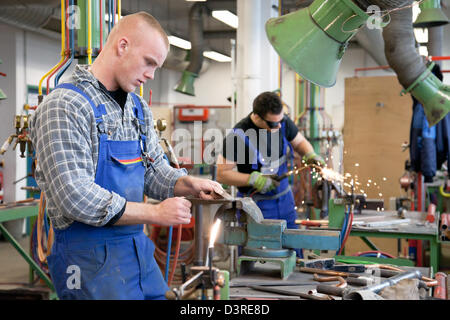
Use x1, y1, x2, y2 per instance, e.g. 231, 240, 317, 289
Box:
303, 151, 326, 167
248, 171, 279, 194
174, 176, 225, 199
153, 197, 192, 226
192, 177, 225, 200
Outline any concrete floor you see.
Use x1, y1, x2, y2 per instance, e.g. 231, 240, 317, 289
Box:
0, 235, 32, 285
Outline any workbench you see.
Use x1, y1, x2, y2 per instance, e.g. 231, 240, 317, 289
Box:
228, 261, 432, 300
0, 202, 55, 292
343, 210, 440, 273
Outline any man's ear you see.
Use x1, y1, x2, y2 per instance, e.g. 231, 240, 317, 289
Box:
117, 37, 129, 56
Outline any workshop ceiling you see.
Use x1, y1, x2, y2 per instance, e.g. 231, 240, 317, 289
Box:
0, 0, 306, 57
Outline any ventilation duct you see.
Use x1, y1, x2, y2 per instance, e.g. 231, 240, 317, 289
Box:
265, 0, 450, 126
354, 26, 389, 67
0, 1, 61, 38
174, 2, 207, 96
413, 0, 449, 28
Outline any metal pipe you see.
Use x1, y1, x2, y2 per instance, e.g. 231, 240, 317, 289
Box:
38, 0, 66, 98
186, 3, 206, 75
343, 270, 422, 300
87, 0, 93, 65
194, 204, 204, 266
433, 272, 448, 299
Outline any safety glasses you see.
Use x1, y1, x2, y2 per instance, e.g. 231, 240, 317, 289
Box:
258, 114, 284, 129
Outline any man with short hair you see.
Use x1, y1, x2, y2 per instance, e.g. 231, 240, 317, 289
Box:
217, 91, 324, 256
30, 12, 223, 300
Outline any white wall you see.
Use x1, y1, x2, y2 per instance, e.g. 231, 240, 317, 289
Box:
0, 23, 61, 203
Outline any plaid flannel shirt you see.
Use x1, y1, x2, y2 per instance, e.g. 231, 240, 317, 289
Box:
30, 65, 187, 230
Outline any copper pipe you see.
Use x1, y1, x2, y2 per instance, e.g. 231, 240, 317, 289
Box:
313, 274, 347, 288
299, 267, 349, 277
433, 272, 448, 299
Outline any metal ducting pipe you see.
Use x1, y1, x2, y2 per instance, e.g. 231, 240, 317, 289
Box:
383, 7, 428, 87
355, 0, 450, 126
0, 1, 61, 39
354, 26, 389, 67
355, 0, 411, 9
428, 26, 443, 67
174, 2, 207, 96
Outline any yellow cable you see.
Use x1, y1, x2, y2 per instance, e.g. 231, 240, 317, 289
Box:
87, 0, 92, 65
439, 185, 450, 198
38, 0, 66, 96
295, 74, 306, 123
140, 84, 143, 97
118, 0, 121, 20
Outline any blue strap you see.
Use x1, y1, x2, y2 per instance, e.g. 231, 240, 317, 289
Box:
233, 128, 263, 170
130, 93, 145, 122
55, 83, 107, 121
130, 93, 147, 153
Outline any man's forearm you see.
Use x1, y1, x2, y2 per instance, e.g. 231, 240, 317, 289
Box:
295, 139, 315, 157
113, 201, 158, 226
173, 176, 196, 197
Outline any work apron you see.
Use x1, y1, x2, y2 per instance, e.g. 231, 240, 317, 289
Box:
235, 123, 302, 257
46, 83, 168, 300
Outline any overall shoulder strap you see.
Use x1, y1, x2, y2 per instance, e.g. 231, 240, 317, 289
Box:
55, 83, 107, 121
55, 83, 108, 137
233, 128, 264, 170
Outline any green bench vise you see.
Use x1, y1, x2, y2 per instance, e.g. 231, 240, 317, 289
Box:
211, 197, 341, 279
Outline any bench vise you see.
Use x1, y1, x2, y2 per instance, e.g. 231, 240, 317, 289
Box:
189, 196, 341, 279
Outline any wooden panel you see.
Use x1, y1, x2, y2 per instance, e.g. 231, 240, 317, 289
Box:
343, 76, 413, 255
344, 76, 412, 206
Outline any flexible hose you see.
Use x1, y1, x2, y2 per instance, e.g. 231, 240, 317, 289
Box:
87, 0, 93, 65
338, 206, 353, 256
38, 0, 66, 97
186, 3, 206, 75
355, 250, 395, 258
167, 224, 182, 286
382, 6, 427, 88
55, 0, 74, 86
164, 226, 173, 282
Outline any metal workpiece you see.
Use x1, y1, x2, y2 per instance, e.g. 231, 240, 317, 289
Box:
249, 285, 331, 300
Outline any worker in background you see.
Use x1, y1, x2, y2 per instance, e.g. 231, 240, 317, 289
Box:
216, 91, 325, 257
30, 12, 223, 300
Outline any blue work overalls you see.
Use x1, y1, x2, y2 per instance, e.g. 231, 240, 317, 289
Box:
235, 122, 302, 256
46, 83, 169, 300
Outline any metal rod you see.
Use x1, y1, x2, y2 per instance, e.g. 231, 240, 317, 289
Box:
194, 204, 204, 266
249, 285, 330, 300
343, 270, 422, 300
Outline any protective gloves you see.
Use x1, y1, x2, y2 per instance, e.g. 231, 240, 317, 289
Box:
303, 151, 326, 167
247, 171, 279, 194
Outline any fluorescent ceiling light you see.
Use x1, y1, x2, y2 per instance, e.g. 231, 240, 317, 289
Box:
168, 36, 192, 50
105, 13, 119, 22
419, 46, 428, 57
414, 28, 428, 43
212, 10, 238, 29
203, 51, 231, 62
186, 0, 207, 2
